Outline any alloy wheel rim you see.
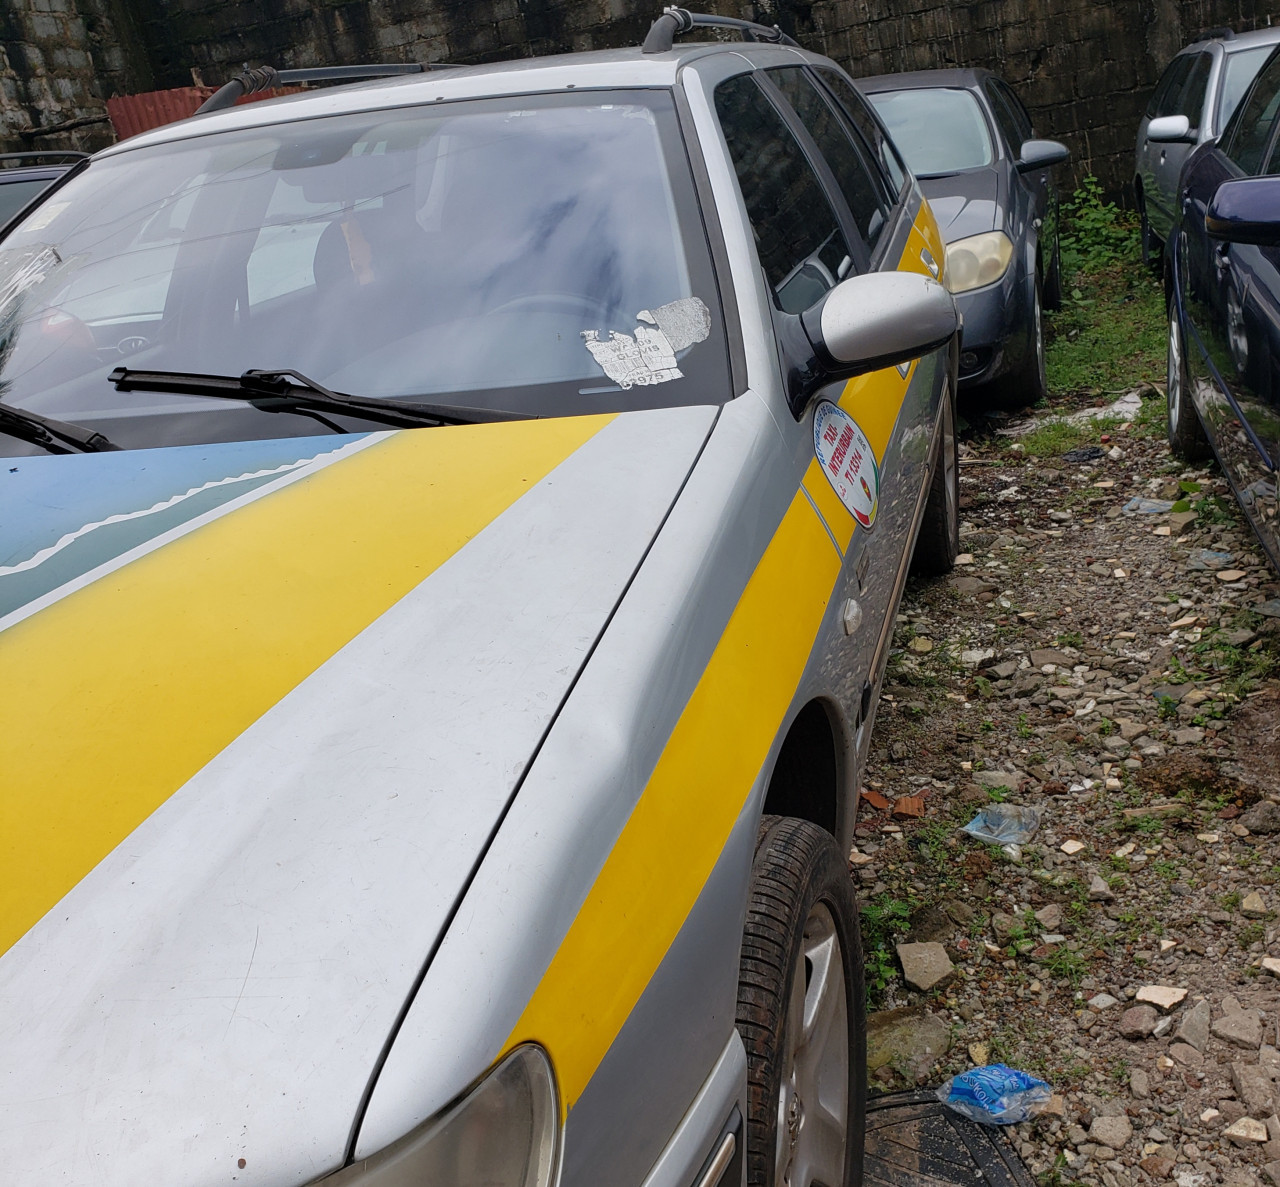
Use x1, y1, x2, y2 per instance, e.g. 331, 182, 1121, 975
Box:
1034, 290, 1046, 390
1168, 311, 1183, 432
775, 902, 848, 1187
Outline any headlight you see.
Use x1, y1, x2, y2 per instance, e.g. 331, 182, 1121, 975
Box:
324, 1045, 559, 1186
944, 231, 1014, 294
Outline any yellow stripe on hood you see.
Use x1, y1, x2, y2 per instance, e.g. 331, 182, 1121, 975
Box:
0, 416, 611, 959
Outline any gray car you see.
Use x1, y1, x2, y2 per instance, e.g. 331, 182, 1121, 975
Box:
1136, 26, 1280, 265
0, 11, 961, 1187
857, 69, 1069, 405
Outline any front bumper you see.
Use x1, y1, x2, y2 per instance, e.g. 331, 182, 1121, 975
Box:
954, 265, 1034, 390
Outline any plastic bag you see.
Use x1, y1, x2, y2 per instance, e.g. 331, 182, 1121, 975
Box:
937, 1064, 1052, 1125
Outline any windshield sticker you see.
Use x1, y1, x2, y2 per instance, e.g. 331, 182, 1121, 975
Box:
0, 245, 62, 314
581, 297, 710, 389
813, 401, 879, 530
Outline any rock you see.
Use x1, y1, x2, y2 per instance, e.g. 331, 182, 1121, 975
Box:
1214, 1008, 1265, 1050
907, 636, 934, 652
943, 900, 975, 926
896, 942, 954, 991
1262, 1163, 1280, 1187
1090, 1114, 1133, 1150
991, 911, 1018, 946
1118, 1005, 1159, 1038
906, 904, 952, 944
1170, 510, 1198, 535
1089, 992, 1121, 1011
1061, 839, 1086, 855
1226, 1117, 1270, 1145
1263, 957, 1280, 978
968, 1041, 989, 1065
1137, 985, 1188, 1012
1218, 569, 1248, 582
1089, 874, 1116, 902
1169, 1042, 1203, 1067
1037, 1093, 1066, 1118
1029, 649, 1073, 669
1142, 1156, 1177, 1179
987, 660, 1019, 679
1241, 802, 1280, 834
1234, 1063, 1277, 1116
866, 1006, 952, 1080
1153, 1015, 1174, 1037
951, 576, 998, 596
1176, 999, 1211, 1051
973, 770, 1025, 792
1243, 892, 1268, 918
1172, 727, 1205, 745
1131, 1068, 1151, 1099
1035, 903, 1063, 931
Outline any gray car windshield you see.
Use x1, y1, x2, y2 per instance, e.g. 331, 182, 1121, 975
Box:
0, 91, 729, 453
1219, 47, 1276, 129
867, 88, 994, 176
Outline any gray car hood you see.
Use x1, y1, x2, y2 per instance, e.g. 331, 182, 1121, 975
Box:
0, 406, 715, 1185
919, 167, 1003, 242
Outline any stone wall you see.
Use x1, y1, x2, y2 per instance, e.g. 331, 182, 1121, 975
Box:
0, 0, 1275, 196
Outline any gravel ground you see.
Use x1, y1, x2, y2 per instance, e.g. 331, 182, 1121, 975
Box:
857, 386, 1280, 1187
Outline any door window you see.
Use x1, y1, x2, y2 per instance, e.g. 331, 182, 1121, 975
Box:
1219, 46, 1274, 128
1174, 53, 1213, 124
1148, 55, 1193, 119
1224, 49, 1280, 174
768, 67, 893, 253
984, 79, 1031, 155
814, 68, 907, 195
714, 72, 855, 314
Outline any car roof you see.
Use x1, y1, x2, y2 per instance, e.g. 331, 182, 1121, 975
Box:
1182, 26, 1280, 54
98, 42, 819, 157
853, 67, 995, 94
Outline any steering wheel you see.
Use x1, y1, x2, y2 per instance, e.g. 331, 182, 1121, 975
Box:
487, 292, 613, 323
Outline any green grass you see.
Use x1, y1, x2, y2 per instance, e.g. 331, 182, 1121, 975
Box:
1014, 415, 1121, 457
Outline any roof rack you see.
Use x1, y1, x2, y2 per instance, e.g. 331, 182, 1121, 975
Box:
1199, 26, 1236, 40
0, 150, 90, 166
195, 63, 435, 115
642, 6, 799, 53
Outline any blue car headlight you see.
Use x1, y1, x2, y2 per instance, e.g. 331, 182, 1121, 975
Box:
944, 231, 1014, 294
323, 1045, 559, 1186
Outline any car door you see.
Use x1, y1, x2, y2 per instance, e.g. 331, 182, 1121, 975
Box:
1148, 53, 1213, 239
1178, 47, 1280, 562
719, 61, 947, 755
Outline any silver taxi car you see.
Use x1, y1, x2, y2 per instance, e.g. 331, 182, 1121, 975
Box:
0, 11, 958, 1186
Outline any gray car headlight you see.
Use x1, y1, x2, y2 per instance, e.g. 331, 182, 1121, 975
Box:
944, 231, 1014, 294
323, 1045, 559, 1187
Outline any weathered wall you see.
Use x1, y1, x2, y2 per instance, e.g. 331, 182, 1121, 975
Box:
0, 0, 1274, 197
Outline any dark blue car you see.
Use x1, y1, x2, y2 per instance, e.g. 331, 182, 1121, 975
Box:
1168, 43, 1280, 572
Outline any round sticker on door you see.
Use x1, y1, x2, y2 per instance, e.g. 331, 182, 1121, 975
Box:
813, 400, 879, 529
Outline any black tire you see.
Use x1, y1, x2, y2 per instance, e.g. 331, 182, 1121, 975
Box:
1167, 303, 1212, 461
737, 816, 865, 1187
1042, 237, 1062, 312
998, 274, 1047, 407
911, 387, 959, 577
1141, 206, 1163, 272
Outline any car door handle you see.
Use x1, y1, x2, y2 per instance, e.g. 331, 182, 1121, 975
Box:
1214, 243, 1231, 273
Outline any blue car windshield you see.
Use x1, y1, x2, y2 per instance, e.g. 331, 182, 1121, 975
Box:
867, 88, 994, 176
0, 91, 730, 453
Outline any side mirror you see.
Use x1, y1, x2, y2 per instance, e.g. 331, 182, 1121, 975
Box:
1016, 138, 1070, 173
1147, 114, 1195, 143
1205, 176, 1280, 245
800, 271, 958, 381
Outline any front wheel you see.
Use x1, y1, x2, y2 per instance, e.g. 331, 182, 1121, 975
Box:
1167, 304, 1211, 461
998, 274, 1047, 407
737, 816, 865, 1187
911, 387, 959, 577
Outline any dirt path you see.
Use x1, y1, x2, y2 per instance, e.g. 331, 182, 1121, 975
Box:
858, 388, 1280, 1187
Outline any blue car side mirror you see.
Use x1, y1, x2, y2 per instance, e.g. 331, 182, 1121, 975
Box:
1205, 176, 1280, 246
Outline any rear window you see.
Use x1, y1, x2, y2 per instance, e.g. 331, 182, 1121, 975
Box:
866, 88, 995, 176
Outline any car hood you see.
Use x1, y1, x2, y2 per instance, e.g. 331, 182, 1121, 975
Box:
918, 167, 1003, 242
0, 406, 716, 1185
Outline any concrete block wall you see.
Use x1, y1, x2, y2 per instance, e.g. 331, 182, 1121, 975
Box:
0, 0, 1274, 195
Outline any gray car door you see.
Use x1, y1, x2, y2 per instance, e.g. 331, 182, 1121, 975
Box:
1148, 53, 1213, 239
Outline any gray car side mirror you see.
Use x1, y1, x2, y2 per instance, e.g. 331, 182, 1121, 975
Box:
1147, 115, 1195, 143
801, 271, 958, 378
1016, 139, 1070, 173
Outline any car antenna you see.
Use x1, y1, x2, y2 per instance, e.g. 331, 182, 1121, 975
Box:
642, 6, 799, 53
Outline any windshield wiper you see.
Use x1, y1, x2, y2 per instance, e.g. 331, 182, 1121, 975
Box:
108, 368, 530, 430
0, 400, 119, 454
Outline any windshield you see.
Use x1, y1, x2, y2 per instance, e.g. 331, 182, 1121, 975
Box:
0, 178, 54, 225
0, 91, 729, 455
866, 88, 995, 176
1219, 46, 1276, 130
